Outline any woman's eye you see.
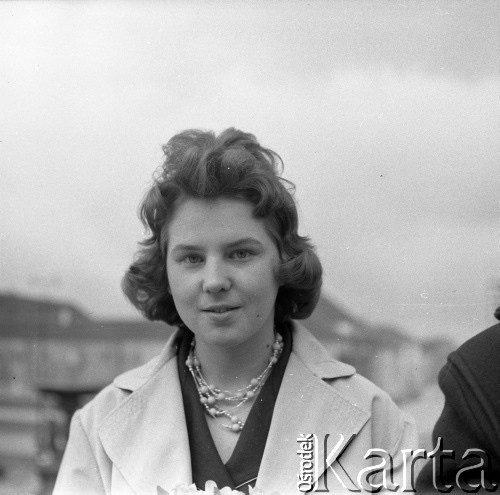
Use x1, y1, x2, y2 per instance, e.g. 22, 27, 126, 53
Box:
231, 250, 251, 260
183, 254, 203, 265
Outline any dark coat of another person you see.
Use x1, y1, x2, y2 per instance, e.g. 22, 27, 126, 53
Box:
416, 319, 500, 493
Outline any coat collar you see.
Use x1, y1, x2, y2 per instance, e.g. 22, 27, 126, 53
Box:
99, 325, 368, 494
112, 330, 179, 392
290, 322, 356, 379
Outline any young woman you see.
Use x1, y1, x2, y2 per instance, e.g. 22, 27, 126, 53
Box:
54, 128, 417, 494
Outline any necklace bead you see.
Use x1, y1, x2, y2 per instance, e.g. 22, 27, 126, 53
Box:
186, 331, 284, 433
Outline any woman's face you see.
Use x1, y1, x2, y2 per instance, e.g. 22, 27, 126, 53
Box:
165, 197, 280, 349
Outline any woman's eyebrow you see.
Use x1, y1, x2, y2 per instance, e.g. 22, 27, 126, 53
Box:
225, 238, 264, 249
169, 243, 203, 254
170, 238, 263, 254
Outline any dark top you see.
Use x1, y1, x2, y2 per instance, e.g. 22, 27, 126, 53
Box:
176, 324, 292, 493
416, 322, 500, 493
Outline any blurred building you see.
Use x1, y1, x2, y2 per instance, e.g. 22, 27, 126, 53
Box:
0, 293, 170, 492
303, 297, 427, 401
0, 293, 171, 400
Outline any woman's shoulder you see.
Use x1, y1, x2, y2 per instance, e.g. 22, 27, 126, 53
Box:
291, 323, 416, 451
77, 333, 179, 431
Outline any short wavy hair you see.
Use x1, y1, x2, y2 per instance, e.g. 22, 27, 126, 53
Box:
122, 128, 322, 327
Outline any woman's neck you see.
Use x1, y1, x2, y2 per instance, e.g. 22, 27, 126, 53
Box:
193, 332, 276, 392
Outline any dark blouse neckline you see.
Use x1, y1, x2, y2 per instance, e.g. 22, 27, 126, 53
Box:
176, 323, 292, 493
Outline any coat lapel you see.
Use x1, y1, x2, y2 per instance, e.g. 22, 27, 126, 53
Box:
98, 335, 192, 494
256, 328, 371, 494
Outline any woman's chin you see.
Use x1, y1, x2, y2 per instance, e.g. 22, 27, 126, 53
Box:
198, 326, 246, 347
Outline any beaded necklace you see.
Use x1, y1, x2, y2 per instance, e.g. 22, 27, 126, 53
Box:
185, 332, 284, 433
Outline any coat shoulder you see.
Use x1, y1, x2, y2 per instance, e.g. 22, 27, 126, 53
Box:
361, 373, 416, 452
329, 370, 394, 409
292, 325, 417, 454
77, 338, 177, 434
77, 381, 131, 434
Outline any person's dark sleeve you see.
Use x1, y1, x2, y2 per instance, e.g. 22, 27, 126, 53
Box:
416, 323, 500, 493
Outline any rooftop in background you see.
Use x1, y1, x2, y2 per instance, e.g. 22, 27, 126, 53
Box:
304, 295, 417, 348
0, 293, 171, 340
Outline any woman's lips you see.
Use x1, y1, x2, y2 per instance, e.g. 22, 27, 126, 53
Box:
202, 305, 240, 314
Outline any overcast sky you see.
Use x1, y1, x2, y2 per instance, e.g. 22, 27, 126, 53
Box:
1, 0, 498, 343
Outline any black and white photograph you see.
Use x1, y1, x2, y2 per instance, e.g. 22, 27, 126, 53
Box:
1, 1, 498, 493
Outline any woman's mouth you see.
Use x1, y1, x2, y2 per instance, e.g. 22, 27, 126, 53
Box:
203, 305, 239, 314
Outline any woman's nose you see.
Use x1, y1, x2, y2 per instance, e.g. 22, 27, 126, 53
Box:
202, 259, 231, 293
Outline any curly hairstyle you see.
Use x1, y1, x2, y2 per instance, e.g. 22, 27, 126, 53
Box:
122, 128, 322, 327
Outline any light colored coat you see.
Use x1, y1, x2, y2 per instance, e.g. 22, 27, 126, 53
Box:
54, 326, 418, 494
